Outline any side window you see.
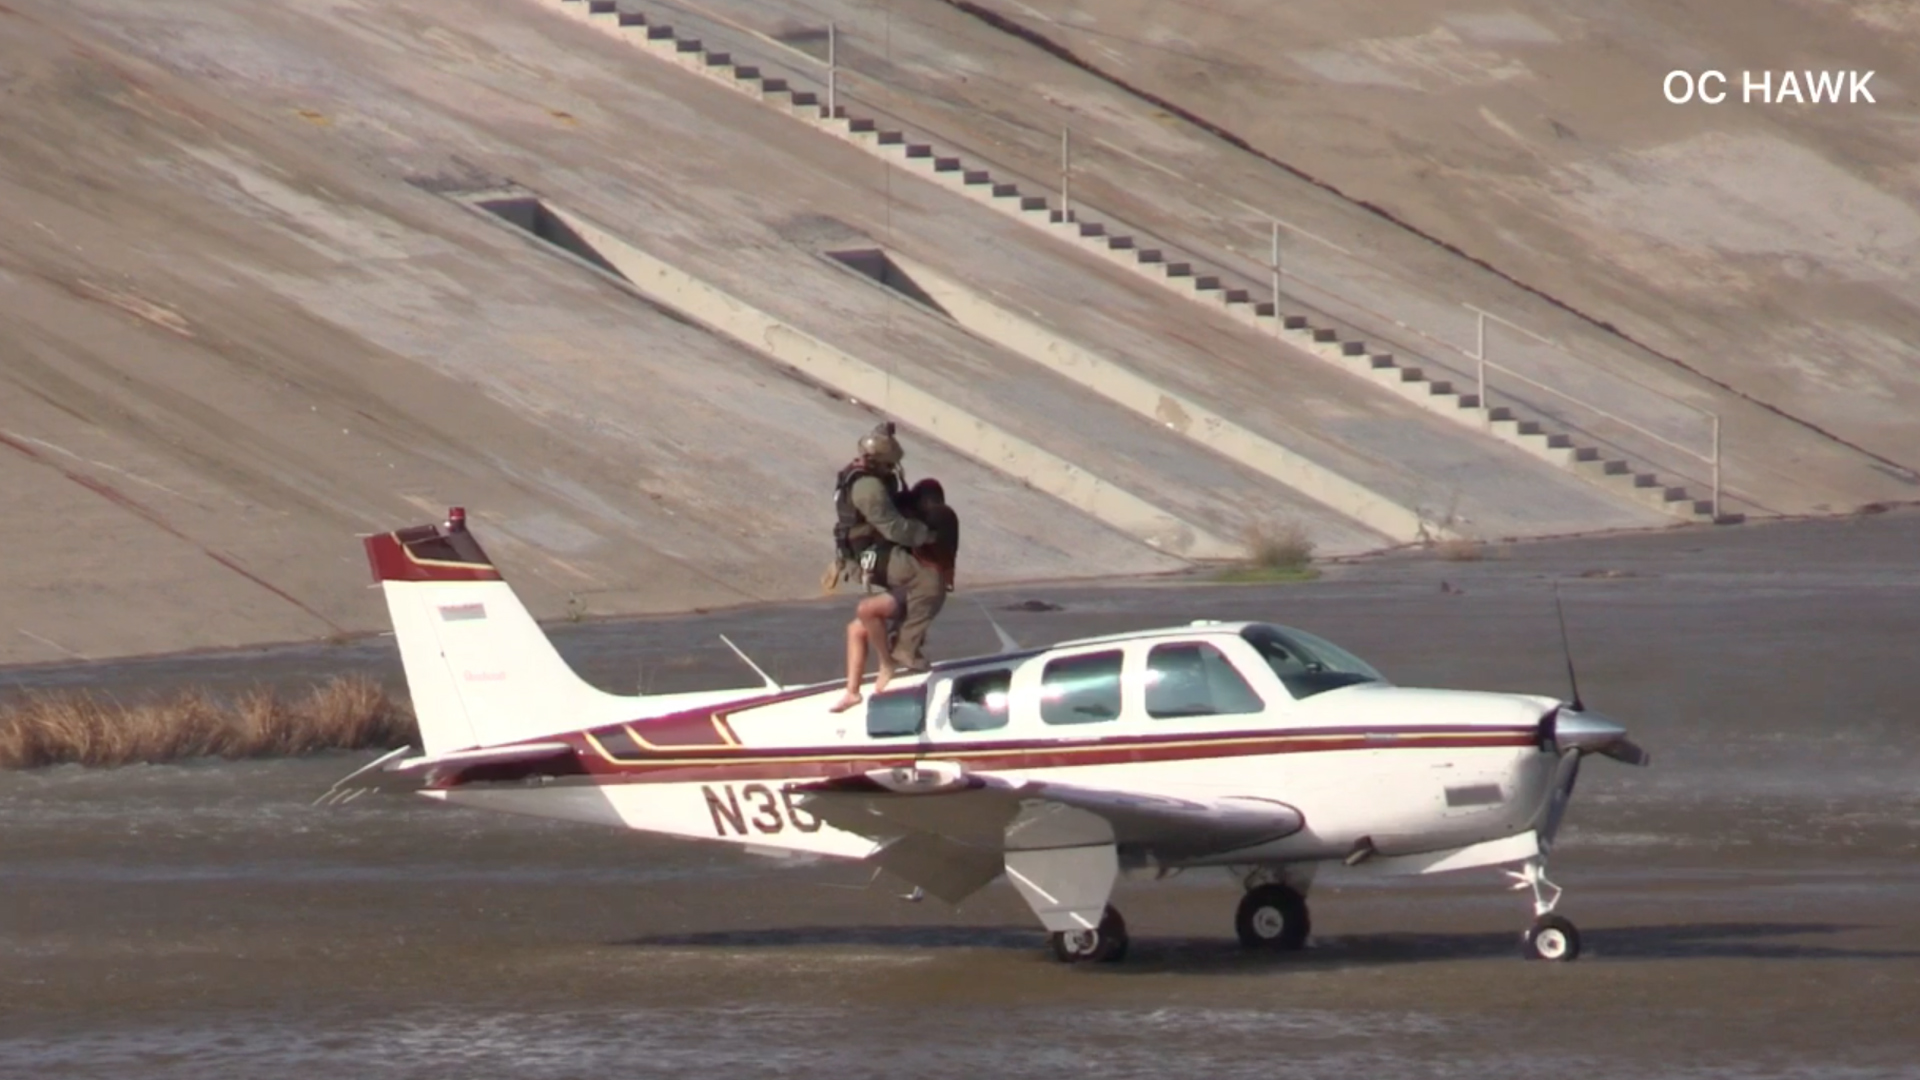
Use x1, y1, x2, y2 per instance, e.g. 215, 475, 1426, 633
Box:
948, 669, 1012, 732
1040, 650, 1123, 725
1145, 642, 1265, 719
867, 685, 926, 738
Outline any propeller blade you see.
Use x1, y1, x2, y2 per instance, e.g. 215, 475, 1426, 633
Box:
1602, 738, 1652, 767
1538, 749, 1583, 852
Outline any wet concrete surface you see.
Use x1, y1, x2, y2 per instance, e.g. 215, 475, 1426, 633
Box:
3, 511, 1918, 1077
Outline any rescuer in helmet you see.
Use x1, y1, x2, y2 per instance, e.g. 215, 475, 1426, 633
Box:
827, 422, 936, 713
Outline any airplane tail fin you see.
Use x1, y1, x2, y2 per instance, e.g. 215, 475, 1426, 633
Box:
360, 507, 632, 756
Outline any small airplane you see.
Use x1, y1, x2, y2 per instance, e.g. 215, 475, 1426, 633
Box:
324, 508, 1650, 963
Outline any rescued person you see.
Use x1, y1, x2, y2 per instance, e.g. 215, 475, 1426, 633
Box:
890, 477, 959, 675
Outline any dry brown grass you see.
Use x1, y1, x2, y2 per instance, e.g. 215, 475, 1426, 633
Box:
0, 675, 415, 769
1244, 520, 1316, 572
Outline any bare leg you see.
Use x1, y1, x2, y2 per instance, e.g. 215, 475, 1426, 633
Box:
858, 594, 899, 693
828, 618, 868, 713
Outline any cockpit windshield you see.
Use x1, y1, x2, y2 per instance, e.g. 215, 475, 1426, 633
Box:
1240, 624, 1388, 699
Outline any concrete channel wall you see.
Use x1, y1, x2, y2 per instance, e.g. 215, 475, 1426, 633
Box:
541, 202, 1243, 560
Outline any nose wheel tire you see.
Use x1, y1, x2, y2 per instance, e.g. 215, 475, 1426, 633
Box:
1235, 884, 1310, 951
1523, 914, 1581, 961
1049, 905, 1129, 964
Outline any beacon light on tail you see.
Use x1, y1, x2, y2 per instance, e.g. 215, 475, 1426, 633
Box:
325, 508, 1650, 964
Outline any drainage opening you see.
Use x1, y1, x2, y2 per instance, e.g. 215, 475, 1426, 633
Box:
828, 248, 949, 317
473, 195, 629, 283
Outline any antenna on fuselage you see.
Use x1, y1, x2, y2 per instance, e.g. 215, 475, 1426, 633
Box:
719, 634, 782, 691
1551, 581, 1584, 712
973, 597, 1023, 652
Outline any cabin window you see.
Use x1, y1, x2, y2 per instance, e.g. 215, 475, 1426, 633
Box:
867, 684, 927, 738
1144, 642, 1266, 719
948, 669, 1012, 732
1039, 650, 1124, 725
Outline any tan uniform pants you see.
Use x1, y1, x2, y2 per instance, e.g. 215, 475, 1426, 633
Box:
885, 553, 947, 671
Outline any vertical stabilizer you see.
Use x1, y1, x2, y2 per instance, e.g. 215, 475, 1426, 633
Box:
363, 509, 791, 756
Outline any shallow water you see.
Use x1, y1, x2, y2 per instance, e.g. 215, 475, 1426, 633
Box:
2, 513, 1918, 1077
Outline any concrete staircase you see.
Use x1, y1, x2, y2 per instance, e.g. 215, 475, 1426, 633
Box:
547, 0, 1728, 525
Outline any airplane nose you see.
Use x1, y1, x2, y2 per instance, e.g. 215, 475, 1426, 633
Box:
1549, 709, 1651, 766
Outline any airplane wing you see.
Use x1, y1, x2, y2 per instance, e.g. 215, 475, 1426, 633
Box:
792, 765, 1304, 904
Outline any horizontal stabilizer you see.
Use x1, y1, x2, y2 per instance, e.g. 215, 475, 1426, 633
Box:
315, 742, 575, 805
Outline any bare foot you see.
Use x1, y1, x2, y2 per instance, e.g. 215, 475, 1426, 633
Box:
872, 664, 897, 694
827, 691, 863, 714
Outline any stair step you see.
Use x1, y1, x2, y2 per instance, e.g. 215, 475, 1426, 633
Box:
962, 169, 990, 184
1456, 394, 1481, 408
1633, 473, 1659, 488
933, 156, 961, 172
1079, 222, 1106, 238
1545, 433, 1573, 449
1107, 235, 1135, 250
1487, 406, 1514, 422
1020, 195, 1047, 211
677, 38, 704, 54
1428, 380, 1453, 395
1193, 274, 1221, 290
733, 65, 761, 80
990, 182, 1017, 197
849, 117, 876, 133
1283, 315, 1308, 330
1341, 341, 1365, 356
1312, 327, 1337, 343
704, 51, 732, 67
1369, 354, 1395, 370
762, 77, 789, 92
1516, 420, 1542, 436
1223, 288, 1250, 304
904, 143, 932, 158
1398, 367, 1425, 383
617, 11, 645, 27
1573, 446, 1599, 461
1138, 249, 1164, 264
587, 0, 615, 12
1166, 262, 1193, 277
1254, 301, 1276, 317
878, 130, 904, 145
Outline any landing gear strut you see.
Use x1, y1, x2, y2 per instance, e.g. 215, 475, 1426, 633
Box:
1235, 883, 1310, 951
1508, 857, 1582, 961
1049, 904, 1129, 964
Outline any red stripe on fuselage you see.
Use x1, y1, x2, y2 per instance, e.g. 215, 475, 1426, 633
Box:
505, 726, 1539, 787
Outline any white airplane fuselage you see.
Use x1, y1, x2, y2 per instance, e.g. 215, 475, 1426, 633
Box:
425, 672, 1563, 876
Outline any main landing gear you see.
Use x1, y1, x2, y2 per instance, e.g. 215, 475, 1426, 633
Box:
1235, 883, 1311, 952
1509, 856, 1582, 962
1049, 904, 1128, 964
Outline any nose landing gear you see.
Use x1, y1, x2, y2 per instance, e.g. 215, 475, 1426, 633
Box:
1508, 857, 1582, 961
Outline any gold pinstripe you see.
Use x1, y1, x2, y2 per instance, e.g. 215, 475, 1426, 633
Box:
575, 728, 1524, 769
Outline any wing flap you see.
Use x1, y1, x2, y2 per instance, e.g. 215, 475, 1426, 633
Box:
795, 766, 1304, 863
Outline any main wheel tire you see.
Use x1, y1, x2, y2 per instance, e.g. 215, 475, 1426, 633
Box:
1523, 914, 1581, 961
1235, 884, 1310, 951
1049, 905, 1129, 964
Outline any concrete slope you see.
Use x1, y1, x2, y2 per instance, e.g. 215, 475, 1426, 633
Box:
0, 0, 1195, 664
447, 0, 1668, 542
919, 0, 1920, 496
661, 0, 1918, 518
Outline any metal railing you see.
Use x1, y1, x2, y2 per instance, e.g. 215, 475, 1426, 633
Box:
632, 0, 1726, 518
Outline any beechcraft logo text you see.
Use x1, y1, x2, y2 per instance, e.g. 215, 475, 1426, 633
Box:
1665, 70, 1876, 105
